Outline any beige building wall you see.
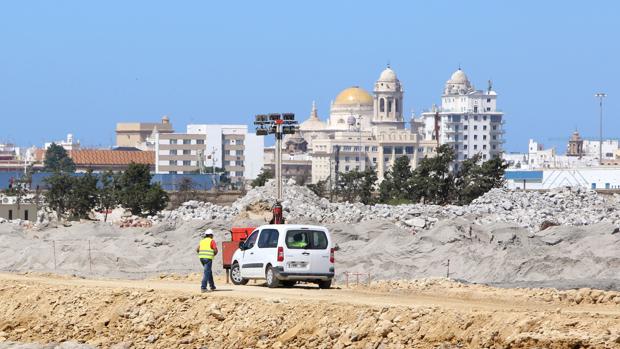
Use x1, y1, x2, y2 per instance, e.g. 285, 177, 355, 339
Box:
116, 116, 174, 148
0, 203, 37, 222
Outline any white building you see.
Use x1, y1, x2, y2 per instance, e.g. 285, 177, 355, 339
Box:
419, 69, 504, 162
582, 139, 618, 160
154, 132, 207, 174
44, 133, 80, 151
186, 124, 264, 181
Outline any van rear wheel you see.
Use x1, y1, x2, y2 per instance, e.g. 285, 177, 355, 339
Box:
231, 262, 248, 285
266, 266, 280, 288
318, 279, 332, 289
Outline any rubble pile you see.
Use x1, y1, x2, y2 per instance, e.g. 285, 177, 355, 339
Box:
155, 180, 620, 232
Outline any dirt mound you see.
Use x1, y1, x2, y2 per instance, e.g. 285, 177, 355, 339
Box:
1, 276, 619, 348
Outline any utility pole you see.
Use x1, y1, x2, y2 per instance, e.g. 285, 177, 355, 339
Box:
595, 92, 607, 165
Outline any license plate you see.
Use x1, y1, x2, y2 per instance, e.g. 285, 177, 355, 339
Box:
288, 262, 308, 268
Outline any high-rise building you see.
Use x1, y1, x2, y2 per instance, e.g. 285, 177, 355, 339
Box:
419, 68, 505, 163
154, 133, 207, 174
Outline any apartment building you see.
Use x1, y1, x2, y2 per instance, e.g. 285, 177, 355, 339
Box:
154, 133, 207, 174
186, 124, 264, 182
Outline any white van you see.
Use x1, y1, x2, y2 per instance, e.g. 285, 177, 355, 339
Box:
230, 224, 335, 288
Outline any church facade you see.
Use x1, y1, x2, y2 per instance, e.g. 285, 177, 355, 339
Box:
281, 66, 504, 184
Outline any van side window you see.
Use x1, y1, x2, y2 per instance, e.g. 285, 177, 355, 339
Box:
245, 231, 259, 249
257, 229, 279, 248
286, 230, 328, 249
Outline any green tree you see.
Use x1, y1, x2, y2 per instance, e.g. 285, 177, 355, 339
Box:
251, 168, 273, 187
98, 171, 119, 222
379, 156, 413, 204
117, 163, 169, 216
143, 183, 169, 216
455, 154, 508, 205
335, 168, 377, 204
307, 179, 328, 199
44, 143, 76, 173
410, 144, 456, 205
44, 172, 75, 220
68, 170, 98, 218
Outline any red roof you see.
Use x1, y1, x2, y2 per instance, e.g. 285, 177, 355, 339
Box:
68, 149, 155, 165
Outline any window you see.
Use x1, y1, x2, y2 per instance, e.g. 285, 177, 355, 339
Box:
493, 125, 497, 130
170, 139, 177, 145
169, 171, 177, 174
285, 230, 328, 250
483, 145, 487, 150
24, 210, 28, 221
473, 106, 478, 113
474, 135, 478, 140
483, 154, 487, 159
355, 156, 359, 162
395, 147, 403, 154
486, 107, 491, 111
474, 145, 478, 150
244, 230, 259, 249
464, 125, 468, 130
345, 156, 350, 162
258, 229, 279, 248
405, 146, 414, 154
493, 135, 497, 140
464, 135, 468, 140
483, 116, 487, 121
371, 146, 378, 152
170, 149, 177, 155
474, 116, 478, 121
197, 139, 205, 144
474, 125, 478, 130
487, 98, 491, 103
372, 157, 377, 162
169, 160, 177, 165
492, 145, 497, 150
388, 99, 393, 112
384, 157, 389, 162
380, 98, 385, 112
183, 160, 191, 166
237, 140, 244, 145
483, 125, 487, 130
464, 145, 468, 150
345, 165, 350, 171
183, 149, 191, 155
8, 210, 12, 220
183, 139, 191, 145
236, 171, 244, 177
454, 144, 459, 150
383, 146, 392, 154
483, 135, 487, 140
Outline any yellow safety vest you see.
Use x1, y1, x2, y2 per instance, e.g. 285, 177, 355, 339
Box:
198, 237, 215, 259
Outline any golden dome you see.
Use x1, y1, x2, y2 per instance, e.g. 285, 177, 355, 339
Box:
333, 86, 373, 106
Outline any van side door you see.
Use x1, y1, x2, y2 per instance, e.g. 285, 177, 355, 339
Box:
257, 228, 280, 272
240, 230, 260, 278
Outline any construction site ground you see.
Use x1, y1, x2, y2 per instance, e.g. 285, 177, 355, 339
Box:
0, 273, 619, 349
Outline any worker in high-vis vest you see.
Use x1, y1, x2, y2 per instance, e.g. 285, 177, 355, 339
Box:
196, 229, 218, 292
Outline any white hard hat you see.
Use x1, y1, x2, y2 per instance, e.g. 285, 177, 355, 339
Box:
203, 229, 214, 237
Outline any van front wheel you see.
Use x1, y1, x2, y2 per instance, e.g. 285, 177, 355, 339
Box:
231, 262, 248, 285
266, 266, 280, 288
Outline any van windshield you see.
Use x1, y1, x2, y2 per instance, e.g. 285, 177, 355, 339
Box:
285, 230, 328, 250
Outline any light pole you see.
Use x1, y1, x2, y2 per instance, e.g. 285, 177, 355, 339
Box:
254, 113, 298, 202
595, 92, 607, 165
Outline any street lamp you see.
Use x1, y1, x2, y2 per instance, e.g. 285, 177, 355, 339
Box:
595, 92, 607, 165
254, 113, 299, 201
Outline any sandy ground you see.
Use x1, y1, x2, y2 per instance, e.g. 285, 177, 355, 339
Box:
0, 273, 619, 349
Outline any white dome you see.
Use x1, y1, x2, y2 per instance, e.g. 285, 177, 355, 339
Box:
378, 67, 398, 82
449, 69, 469, 84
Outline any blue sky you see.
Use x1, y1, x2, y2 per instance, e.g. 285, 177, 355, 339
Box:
0, 1, 618, 153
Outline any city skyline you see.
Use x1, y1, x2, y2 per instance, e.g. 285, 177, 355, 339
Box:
1, 1, 618, 152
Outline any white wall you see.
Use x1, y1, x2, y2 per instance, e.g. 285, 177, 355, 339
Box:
244, 133, 264, 179
506, 168, 620, 190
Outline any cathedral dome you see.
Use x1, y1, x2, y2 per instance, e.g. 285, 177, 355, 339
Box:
300, 101, 326, 131
378, 67, 398, 82
333, 86, 373, 106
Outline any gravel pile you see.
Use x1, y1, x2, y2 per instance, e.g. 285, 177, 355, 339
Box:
152, 180, 620, 232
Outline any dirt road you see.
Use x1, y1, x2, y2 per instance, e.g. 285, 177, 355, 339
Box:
0, 273, 619, 348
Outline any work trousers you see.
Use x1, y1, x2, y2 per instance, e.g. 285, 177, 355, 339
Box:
200, 258, 215, 290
